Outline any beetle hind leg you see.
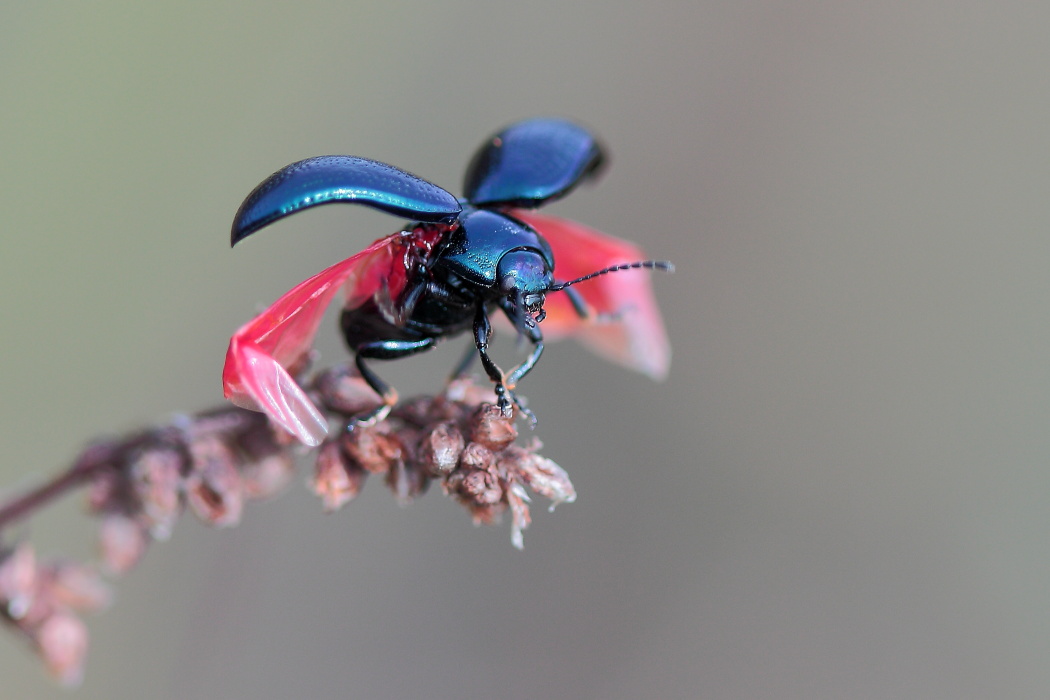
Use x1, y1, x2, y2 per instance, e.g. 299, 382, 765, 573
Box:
352, 338, 436, 426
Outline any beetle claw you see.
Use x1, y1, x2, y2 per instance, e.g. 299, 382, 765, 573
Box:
494, 384, 536, 427
348, 403, 393, 430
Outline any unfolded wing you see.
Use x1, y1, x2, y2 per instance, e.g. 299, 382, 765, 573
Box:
511, 210, 671, 381
222, 236, 401, 446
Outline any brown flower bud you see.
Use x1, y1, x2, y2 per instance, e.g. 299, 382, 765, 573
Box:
504, 449, 577, 509
386, 460, 428, 505
35, 612, 88, 687
452, 467, 503, 507
445, 378, 499, 406
469, 404, 518, 450
98, 513, 149, 575
459, 442, 495, 472
312, 440, 366, 512
44, 563, 112, 614
128, 446, 185, 540
185, 436, 244, 527
85, 465, 124, 514
341, 424, 404, 474
418, 422, 464, 476
240, 453, 295, 501
0, 543, 37, 620
314, 366, 383, 416
465, 502, 505, 526
507, 481, 532, 550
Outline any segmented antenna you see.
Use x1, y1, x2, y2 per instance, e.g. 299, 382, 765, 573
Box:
550, 260, 674, 291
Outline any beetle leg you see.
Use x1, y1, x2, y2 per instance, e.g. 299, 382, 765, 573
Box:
473, 305, 517, 416
502, 322, 542, 426
505, 338, 544, 390
448, 340, 479, 382
353, 338, 437, 426
472, 305, 541, 424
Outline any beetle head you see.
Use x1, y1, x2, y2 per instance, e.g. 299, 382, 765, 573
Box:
497, 249, 553, 328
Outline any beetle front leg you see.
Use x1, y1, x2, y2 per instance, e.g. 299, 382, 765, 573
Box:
503, 321, 543, 426
472, 305, 517, 416
505, 338, 544, 391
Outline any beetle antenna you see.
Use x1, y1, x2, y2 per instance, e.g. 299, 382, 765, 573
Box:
550, 260, 674, 291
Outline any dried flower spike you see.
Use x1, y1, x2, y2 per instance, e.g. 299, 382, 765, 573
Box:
0, 372, 577, 684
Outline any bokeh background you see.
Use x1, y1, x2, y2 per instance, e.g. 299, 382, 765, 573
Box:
3, 3, 1050, 698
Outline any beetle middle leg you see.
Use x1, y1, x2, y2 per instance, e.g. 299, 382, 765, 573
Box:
353, 338, 436, 425
447, 340, 479, 383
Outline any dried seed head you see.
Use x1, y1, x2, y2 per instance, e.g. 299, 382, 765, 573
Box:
35, 612, 88, 688
312, 440, 366, 512
504, 449, 577, 510
85, 466, 123, 514
445, 378, 499, 406
44, 563, 112, 614
0, 543, 38, 620
0, 374, 584, 685
418, 422, 465, 476
235, 421, 295, 500
452, 467, 503, 507
128, 446, 185, 540
507, 481, 533, 551
314, 366, 383, 416
469, 404, 518, 450
233, 418, 278, 453
385, 460, 428, 505
240, 453, 295, 500
459, 442, 495, 472
341, 424, 404, 474
98, 513, 149, 575
465, 503, 505, 526
185, 436, 244, 528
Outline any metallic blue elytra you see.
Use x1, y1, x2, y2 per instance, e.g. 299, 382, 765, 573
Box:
440, 207, 555, 286
231, 156, 462, 245
462, 118, 605, 208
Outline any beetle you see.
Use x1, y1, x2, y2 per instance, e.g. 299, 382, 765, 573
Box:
223, 118, 672, 447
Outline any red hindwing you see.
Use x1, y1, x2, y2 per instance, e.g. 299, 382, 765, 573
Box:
222, 229, 444, 446
510, 210, 671, 381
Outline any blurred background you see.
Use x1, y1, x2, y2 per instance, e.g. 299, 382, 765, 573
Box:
2, 2, 1050, 698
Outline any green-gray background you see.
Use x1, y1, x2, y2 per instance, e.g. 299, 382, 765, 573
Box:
3, 3, 1049, 698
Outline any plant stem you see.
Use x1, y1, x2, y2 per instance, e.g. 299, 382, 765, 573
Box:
0, 446, 115, 533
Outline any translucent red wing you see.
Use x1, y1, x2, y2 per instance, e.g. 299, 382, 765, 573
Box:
222, 233, 427, 446
510, 210, 671, 381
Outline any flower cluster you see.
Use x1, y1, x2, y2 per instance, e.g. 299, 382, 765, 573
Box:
0, 544, 110, 686
0, 366, 575, 684
308, 366, 576, 549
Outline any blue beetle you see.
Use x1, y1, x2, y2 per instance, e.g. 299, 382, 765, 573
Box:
223, 118, 672, 446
